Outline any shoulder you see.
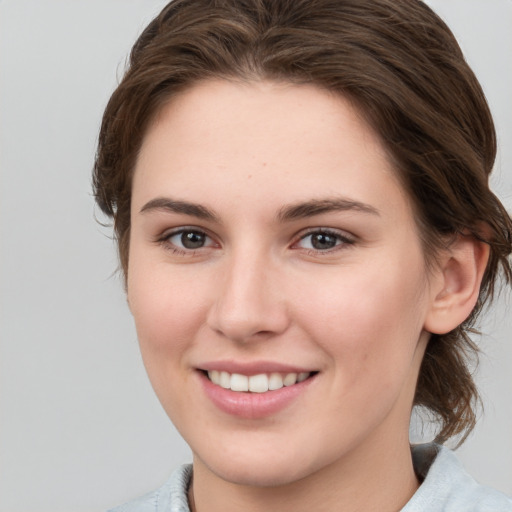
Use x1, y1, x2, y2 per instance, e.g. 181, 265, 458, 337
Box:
107, 464, 193, 512
404, 444, 512, 512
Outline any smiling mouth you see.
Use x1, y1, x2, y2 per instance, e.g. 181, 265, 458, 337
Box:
203, 370, 317, 393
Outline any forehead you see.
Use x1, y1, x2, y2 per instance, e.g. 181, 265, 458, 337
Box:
142, 79, 388, 165
133, 79, 411, 224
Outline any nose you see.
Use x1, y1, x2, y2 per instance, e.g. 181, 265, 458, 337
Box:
206, 250, 290, 343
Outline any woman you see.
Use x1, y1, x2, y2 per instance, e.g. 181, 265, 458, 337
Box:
93, 0, 512, 510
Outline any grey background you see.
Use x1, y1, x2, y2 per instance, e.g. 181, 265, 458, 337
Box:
0, 1, 510, 511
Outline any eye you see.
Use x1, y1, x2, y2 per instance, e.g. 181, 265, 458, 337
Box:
162, 228, 216, 252
295, 229, 354, 252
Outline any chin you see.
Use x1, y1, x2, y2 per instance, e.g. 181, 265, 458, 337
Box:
192, 438, 327, 488
203, 458, 314, 488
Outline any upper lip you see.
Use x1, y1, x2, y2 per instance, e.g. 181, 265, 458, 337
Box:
197, 360, 316, 375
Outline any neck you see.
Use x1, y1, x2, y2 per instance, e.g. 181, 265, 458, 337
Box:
189, 432, 419, 512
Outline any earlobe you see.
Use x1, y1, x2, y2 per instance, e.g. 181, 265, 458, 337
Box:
424, 234, 490, 335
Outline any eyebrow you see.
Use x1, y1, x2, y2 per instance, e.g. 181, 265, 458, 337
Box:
276, 198, 380, 222
140, 197, 220, 222
139, 196, 380, 223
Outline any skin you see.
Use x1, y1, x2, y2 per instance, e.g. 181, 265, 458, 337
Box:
127, 80, 486, 512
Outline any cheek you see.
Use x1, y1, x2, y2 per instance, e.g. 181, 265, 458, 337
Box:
293, 259, 427, 381
127, 265, 211, 422
127, 261, 208, 366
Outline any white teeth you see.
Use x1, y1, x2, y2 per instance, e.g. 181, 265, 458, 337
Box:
248, 374, 268, 393
209, 370, 220, 385
230, 373, 249, 392
283, 372, 298, 386
298, 372, 309, 382
268, 372, 284, 390
219, 371, 231, 389
207, 370, 311, 392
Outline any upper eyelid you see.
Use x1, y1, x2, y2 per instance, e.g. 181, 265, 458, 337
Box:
295, 227, 356, 241
160, 225, 211, 238
159, 225, 353, 237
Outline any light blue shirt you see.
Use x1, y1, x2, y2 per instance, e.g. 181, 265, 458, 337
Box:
109, 444, 512, 511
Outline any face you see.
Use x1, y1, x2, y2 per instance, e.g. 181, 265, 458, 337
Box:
128, 80, 435, 487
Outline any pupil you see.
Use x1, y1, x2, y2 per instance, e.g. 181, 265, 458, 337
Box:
312, 233, 337, 250
181, 231, 205, 249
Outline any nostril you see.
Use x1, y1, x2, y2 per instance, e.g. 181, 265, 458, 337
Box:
206, 305, 290, 343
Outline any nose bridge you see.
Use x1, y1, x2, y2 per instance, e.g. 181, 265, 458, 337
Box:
207, 246, 288, 342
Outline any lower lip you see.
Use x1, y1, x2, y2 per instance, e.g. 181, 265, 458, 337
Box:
198, 372, 316, 419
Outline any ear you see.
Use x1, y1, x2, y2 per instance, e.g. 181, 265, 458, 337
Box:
424, 234, 490, 335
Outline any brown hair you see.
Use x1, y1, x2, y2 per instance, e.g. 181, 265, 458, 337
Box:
93, 0, 512, 443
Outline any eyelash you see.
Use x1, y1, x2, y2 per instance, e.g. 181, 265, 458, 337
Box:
294, 228, 355, 255
157, 227, 355, 256
157, 227, 216, 256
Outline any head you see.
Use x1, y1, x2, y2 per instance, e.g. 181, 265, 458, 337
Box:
94, 0, 512, 449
